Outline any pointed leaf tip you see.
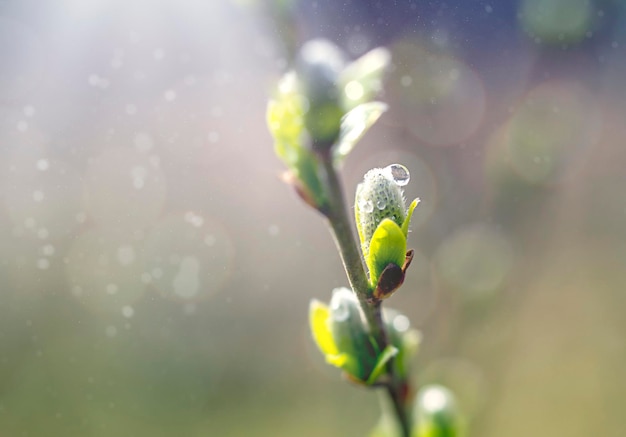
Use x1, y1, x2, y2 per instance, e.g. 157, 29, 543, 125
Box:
366, 345, 398, 385
401, 198, 420, 238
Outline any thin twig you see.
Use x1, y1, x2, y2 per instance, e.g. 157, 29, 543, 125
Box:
318, 152, 412, 437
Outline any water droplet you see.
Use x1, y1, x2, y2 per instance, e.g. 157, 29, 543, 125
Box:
331, 299, 350, 322
385, 164, 410, 186
359, 197, 374, 213
376, 198, 387, 210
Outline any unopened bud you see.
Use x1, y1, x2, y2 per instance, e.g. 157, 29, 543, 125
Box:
296, 39, 345, 147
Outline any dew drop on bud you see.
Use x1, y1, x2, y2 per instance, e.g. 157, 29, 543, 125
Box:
363, 199, 374, 213
358, 196, 374, 213
376, 199, 387, 210
331, 299, 350, 322
385, 164, 410, 186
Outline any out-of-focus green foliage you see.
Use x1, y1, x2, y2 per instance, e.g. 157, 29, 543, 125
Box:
309, 288, 399, 384
414, 385, 464, 437
267, 40, 390, 210
383, 309, 421, 381
335, 102, 388, 165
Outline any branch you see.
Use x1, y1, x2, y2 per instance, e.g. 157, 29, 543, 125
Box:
318, 152, 412, 437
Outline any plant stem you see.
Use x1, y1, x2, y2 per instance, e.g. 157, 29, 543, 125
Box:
318, 153, 412, 437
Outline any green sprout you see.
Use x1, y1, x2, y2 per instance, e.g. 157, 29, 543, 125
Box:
309, 288, 397, 385
355, 164, 420, 299
266, 38, 388, 212
266, 38, 463, 437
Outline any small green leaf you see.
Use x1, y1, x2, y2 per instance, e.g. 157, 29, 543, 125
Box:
296, 149, 326, 206
334, 102, 388, 164
267, 73, 307, 157
340, 47, 391, 110
401, 198, 420, 238
367, 219, 407, 287
268, 72, 329, 209
309, 299, 339, 357
366, 345, 398, 385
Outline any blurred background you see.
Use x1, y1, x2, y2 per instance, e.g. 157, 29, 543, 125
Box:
0, 0, 625, 436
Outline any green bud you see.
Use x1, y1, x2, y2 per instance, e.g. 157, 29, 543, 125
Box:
355, 164, 419, 296
296, 39, 345, 147
356, 164, 410, 257
267, 72, 327, 210
415, 385, 463, 437
328, 287, 376, 381
309, 288, 400, 384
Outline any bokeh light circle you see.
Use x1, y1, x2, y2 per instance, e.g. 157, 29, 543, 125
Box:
519, 0, 592, 45
142, 213, 235, 301
434, 224, 514, 299
389, 41, 486, 146
505, 81, 600, 185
